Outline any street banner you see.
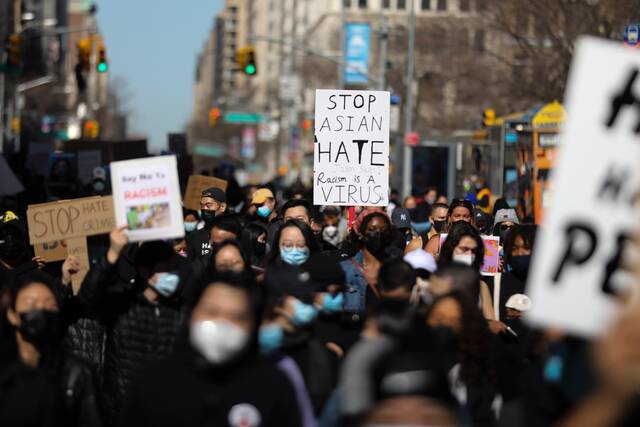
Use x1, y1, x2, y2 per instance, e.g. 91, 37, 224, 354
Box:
110, 156, 184, 242
27, 196, 114, 245
526, 37, 640, 337
439, 234, 500, 276
34, 240, 67, 263
67, 237, 90, 295
344, 23, 371, 85
183, 175, 228, 211
314, 89, 390, 207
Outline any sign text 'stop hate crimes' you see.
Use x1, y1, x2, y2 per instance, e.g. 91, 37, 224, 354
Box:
27, 196, 115, 245
314, 90, 390, 207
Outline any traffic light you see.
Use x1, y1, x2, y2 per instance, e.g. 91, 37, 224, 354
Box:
482, 108, 496, 127
97, 43, 108, 73
301, 119, 312, 136
83, 120, 99, 139
77, 38, 91, 71
235, 46, 257, 76
244, 47, 257, 75
5, 33, 22, 69
209, 107, 221, 127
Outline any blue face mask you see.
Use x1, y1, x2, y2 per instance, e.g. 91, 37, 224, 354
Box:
153, 272, 180, 297
280, 247, 309, 265
257, 205, 272, 218
184, 221, 198, 233
259, 324, 284, 353
412, 221, 432, 234
322, 293, 344, 313
292, 300, 318, 326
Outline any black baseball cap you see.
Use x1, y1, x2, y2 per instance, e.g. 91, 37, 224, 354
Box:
201, 187, 226, 203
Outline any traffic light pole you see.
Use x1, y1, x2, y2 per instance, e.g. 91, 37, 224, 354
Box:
402, 0, 416, 199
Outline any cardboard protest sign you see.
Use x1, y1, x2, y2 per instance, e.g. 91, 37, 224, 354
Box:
34, 240, 67, 263
314, 89, 390, 207
110, 156, 184, 242
183, 175, 228, 211
526, 37, 640, 337
439, 234, 500, 276
67, 237, 89, 295
27, 196, 115, 245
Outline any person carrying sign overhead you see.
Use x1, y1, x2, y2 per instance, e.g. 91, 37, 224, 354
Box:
186, 187, 227, 261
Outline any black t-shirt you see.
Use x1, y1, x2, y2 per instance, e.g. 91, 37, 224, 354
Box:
485, 272, 526, 321
186, 228, 212, 261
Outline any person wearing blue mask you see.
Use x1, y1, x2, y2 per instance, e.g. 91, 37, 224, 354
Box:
261, 264, 340, 414
266, 220, 320, 268
74, 226, 190, 425
251, 187, 277, 223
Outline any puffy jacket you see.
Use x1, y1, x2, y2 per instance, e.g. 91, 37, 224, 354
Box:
76, 252, 187, 425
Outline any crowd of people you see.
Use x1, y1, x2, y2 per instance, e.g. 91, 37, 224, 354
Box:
1, 180, 640, 427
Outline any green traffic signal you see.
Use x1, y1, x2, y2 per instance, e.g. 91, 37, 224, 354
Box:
245, 63, 256, 75
97, 62, 108, 73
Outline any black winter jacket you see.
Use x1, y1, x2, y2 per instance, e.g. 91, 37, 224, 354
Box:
121, 348, 301, 427
76, 253, 187, 425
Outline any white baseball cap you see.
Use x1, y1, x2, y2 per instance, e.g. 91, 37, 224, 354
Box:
505, 293, 532, 312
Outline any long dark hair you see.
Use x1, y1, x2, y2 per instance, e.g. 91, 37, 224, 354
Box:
266, 220, 320, 266
240, 222, 268, 267
440, 221, 485, 271
428, 290, 494, 386
504, 224, 538, 266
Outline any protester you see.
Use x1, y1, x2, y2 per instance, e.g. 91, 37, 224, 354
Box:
341, 211, 395, 315
208, 213, 243, 246
377, 258, 417, 301
0, 211, 46, 284
240, 221, 268, 270
426, 290, 498, 426
252, 187, 277, 223
1, 272, 102, 427
266, 220, 320, 268
75, 227, 189, 425
263, 265, 339, 413
437, 222, 506, 334
493, 208, 520, 245
121, 272, 302, 427
185, 187, 227, 260
425, 199, 474, 256
475, 178, 492, 215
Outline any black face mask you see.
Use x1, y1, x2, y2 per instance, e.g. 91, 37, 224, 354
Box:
509, 255, 532, 281
0, 228, 27, 262
201, 210, 216, 226
253, 241, 266, 257
18, 310, 62, 348
363, 231, 392, 260
433, 220, 447, 233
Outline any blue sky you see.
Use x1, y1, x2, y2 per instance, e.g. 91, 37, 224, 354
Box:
98, 0, 223, 152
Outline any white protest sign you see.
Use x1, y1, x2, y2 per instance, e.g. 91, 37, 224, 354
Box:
314, 89, 390, 207
526, 37, 640, 337
110, 156, 184, 242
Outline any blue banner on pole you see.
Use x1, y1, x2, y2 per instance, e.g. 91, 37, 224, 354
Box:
344, 23, 371, 85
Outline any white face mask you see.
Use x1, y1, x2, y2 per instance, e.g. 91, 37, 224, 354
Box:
453, 253, 475, 266
190, 320, 249, 364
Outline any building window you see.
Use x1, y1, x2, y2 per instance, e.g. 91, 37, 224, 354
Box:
383, 0, 391, 8
358, 0, 367, 8
460, 0, 470, 11
421, 0, 430, 10
437, 0, 446, 10
476, 0, 486, 11
474, 29, 485, 52
397, 0, 406, 9
343, 0, 351, 8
